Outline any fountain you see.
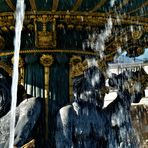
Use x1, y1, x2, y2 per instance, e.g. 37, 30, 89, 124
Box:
55, 63, 148, 147
0, 0, 147, 147
55, 1, 148, 147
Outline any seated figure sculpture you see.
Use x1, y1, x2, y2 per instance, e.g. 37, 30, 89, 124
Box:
0, 71, 42, 148
55, 65, 147, 148
107, 68, 148, 147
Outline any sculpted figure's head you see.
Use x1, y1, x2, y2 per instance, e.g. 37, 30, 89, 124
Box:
0, 69, 27, 117
73, 66, 108, 109
109, 68, 147, 103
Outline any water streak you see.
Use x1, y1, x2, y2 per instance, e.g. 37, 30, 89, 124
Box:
9, 0, 25, 148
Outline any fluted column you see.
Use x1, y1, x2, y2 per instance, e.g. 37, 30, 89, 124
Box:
40, 54, 53, 140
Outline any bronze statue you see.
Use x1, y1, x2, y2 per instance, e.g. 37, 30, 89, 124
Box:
55, 66, 147, 148
0, 72, 42, 148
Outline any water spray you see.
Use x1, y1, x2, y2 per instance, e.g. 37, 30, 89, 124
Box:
9, 0, 25, 148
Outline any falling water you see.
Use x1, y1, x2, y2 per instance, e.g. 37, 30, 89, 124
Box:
9, 0, 25, 148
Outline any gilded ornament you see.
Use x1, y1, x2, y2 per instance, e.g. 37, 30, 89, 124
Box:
22, 139, 35, 148
11, 56, 24, 68
71, 59, 108, 78
65, 14, 70, 19
27, 24, 34, 30
10, 25, 15, 30
1, 26, 8, 32
36, 31, 55, 48
0, 62, 12, 76
76, 25, 83, 30
57, 24, 64, 29
40, 54, 54, 67
0, 49, 96, 57
35, 18, 56, 48
132, 30, 142, 39
68, 24, 74, 29
71, 60, 88, 78
144, 26, 148, 32
137, 47, 144, 55
70, 56, 82, 65
76, 16, 82, 19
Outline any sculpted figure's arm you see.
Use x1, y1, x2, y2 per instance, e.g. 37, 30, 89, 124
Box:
55, 105, 74, 148
3, 97, 42, 148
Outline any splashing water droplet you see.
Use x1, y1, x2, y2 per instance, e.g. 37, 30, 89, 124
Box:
116, 15, 121, 24
110, 0, 116, 7
130, 25, 134, 32
117, 47, 122, 54
87, 58, 98, 67
81, 16, 84, 22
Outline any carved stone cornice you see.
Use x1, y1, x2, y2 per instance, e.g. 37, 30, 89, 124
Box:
0, 12, 148, 28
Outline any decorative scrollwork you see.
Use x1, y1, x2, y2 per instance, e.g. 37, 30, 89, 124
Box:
70, 58, 108, 78
36, 31, 55, 48
70, 60, 86, 78
35, 16, 56, 48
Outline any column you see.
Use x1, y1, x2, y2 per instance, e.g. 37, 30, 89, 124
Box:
40, 54, 53, 140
